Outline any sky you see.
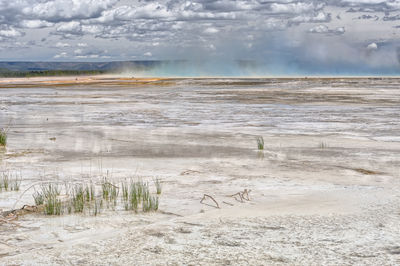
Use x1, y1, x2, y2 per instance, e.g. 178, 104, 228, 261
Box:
1, 0, 400, 75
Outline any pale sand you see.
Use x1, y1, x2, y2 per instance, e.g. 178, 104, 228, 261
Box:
0, 77, 400, 265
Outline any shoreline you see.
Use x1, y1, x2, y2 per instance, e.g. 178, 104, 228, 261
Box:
0, 75, 400, 88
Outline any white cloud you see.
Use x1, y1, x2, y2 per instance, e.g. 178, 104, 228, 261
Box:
56, 21, 82, 34
54, 52, 68, 58
55, 42, 70, 48
309, 24, 329, 33
309, 25, 345, 35
21, 0, 118, 22
291, 12, 331, 24
144, 52, 152, 57
270, 2, 322, 14
19, 20, 53, 29
0, 26, 24, 39
204, 27, 219, 34
367, 42, 378, 50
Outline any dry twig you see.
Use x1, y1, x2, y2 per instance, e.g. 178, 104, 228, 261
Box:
228, 189, 251, 203
180, 170, 201, 176
200, 194, 220, 208
222, 201, 234, 206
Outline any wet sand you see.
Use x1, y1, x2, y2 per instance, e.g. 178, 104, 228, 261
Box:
0, 77, 400, 265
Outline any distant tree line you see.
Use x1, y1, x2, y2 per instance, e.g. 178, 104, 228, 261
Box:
0, 69, 109, 77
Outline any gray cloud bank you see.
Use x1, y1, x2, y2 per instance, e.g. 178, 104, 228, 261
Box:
1, 0, 400, 75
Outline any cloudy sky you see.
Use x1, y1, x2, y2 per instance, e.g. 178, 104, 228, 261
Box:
1, 0, 400, 75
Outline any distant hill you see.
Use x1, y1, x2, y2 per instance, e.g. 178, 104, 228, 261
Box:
0, 60, 264, 77
0, 61, 164, 72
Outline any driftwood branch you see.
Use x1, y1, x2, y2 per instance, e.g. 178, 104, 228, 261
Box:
0, 217, 18, 225
200, 194, 220, 208
228, 189, 251, 203
222, 201, 234, 206
180, 170, 201, 176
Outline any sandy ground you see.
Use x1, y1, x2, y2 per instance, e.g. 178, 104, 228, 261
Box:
0, 77, 400, 265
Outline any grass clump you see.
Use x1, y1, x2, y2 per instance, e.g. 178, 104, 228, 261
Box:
0, 129, 7, 147
93, 198, 102, 216
31, 177, 162, 217
319, 141, 328, 149
33, 191, 44, 205
41, 184, 62, 215
101, 178, 118, 206
121, 179, 159, 212
154, 178, 162, 195
72, 185, 85, 213
0, 172, 21, 192
256, 136, 264, 150
143, 195, 159, 212
85, 182, 95, 202
1, 174, 8, 191
44, 196, 62, 215
70, 183, 97, 214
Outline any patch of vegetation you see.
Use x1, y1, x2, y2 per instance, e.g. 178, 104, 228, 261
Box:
33, 191, 44, 206
30, 177, 162, 216
154, 178, 162, 195
121, 179, 159, 212
256, 136, 264, 150
0, 171, 21, 192
319, 141, 328, 149
72, 185, 85, 213
101, 178, 119, 207
0, 129, 7, 147
41, 184, 62, 215
143, 195, 159, 212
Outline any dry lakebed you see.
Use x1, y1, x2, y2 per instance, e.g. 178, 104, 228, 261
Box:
0, 77, 399, 265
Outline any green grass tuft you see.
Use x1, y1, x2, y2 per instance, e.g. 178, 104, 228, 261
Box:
0, 129, 6, 146
319, 141, 328, 149
40, 183, 62, 215
31, 177, 162, 217
154, 178, 162, 195
0, 172, 21, 192
72, 184, 85, 213
121, 179, 159, 212
33, 191, 44, 205
256, 136, 264, 150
